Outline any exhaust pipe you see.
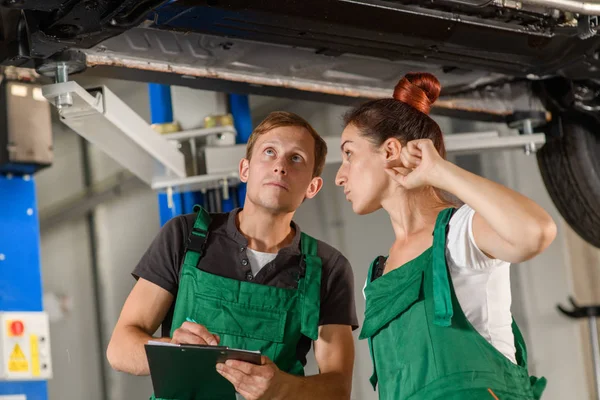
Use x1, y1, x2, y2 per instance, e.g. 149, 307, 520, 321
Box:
502, 0, 600, 15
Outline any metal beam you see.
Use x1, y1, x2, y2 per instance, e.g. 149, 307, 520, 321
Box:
152, 172, 240, 194
41, 81, 186, 186
202, 131, 547, 175
164, 126, 237, 142
443, 131, 547, 154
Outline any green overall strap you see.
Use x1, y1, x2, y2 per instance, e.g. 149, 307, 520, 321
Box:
298, 232, 321, 341
182, 205, 212, 269
432, 208, 455, 327
365, 257, 379, 390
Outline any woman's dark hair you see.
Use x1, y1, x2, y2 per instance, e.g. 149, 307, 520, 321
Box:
343, 72, 445, 158
345, 72, 454, 205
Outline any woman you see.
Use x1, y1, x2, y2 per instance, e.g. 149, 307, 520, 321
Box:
335, 72, 556, 400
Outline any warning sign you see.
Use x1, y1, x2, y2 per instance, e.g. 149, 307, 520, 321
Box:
8, 343, 28, 372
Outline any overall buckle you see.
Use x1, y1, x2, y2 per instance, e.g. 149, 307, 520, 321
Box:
186, 228, 209, 254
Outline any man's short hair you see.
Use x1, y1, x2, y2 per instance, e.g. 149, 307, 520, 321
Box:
245, 111, 327, 177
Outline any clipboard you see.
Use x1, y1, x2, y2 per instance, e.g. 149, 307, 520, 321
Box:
145, 341, 262, 400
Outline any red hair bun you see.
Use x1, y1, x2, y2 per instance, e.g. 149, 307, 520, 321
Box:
393, 73, 441, 115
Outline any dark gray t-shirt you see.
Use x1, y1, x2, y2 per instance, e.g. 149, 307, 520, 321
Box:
133, 208, 358, 366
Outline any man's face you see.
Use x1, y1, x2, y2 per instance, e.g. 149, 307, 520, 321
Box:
239, 126, 323, 214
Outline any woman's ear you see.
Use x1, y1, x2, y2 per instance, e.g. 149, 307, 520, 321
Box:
381, 138, 403, 167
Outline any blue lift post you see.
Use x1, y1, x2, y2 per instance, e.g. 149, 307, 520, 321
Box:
148, 83, 192, 226
229, 94, 253, 209
149, 83, 205, 222
150, 88, 252, 217
0, 174, 47, 400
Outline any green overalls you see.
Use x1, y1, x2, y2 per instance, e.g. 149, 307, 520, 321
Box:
151, 206, 322, 400
359, 208, 547, 400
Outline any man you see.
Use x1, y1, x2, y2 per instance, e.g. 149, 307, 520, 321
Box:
107, 111, 358, 400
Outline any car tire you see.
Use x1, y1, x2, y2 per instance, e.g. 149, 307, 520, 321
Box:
537, 116, 600, 248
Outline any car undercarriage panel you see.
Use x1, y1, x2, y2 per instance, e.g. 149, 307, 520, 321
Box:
0, 0, 593, 118
1, 0, 600, 78
145, 0, 600, 79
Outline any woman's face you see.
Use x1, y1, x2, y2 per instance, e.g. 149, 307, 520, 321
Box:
335, 124, 391, 215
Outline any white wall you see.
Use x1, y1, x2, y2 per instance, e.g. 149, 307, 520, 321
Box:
483, 148, 589, 399
36, 117, 104, 400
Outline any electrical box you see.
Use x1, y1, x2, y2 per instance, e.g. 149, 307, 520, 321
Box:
0, 312, 52, 381
0, 80, 53, 175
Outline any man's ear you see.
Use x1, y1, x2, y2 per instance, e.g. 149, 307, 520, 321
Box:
304, 176, 324, 200
239, 158, 250, 183
381, 137, 403, 167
